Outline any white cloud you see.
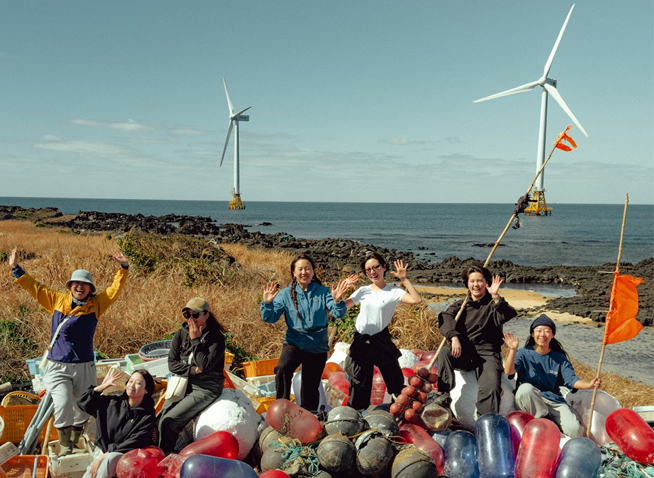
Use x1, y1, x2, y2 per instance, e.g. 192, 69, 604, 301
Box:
168, 128, 206, 137
34, 138, 129, 156
70, 119, 152, 132
380, 137, 409, 145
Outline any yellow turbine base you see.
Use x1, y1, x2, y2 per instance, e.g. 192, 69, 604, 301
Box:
524, 191, 552, 216
228, 193, 245, 210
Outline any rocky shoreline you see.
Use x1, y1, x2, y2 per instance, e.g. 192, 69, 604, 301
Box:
2, 205, 651, 325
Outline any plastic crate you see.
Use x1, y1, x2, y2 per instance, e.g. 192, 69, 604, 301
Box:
138, 340, 173, 361
242, 359, 279, 378
256, 397, 276, 415
0, 442, 19, 466
124, 354, 144, 373
25, 358, 42, 376
131, 357, 170, 378
0, 405, 58, 445
48, 439, 93, 478
254, 378, 277, 398
1, 455, 49, 478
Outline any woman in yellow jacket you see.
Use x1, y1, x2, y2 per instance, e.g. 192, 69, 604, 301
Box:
9, 248, 129, 456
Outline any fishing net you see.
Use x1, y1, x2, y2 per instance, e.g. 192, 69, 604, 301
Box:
599, 444, 654, 478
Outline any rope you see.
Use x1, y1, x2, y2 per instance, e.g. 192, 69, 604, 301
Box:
599, 444, 654, 478
272, 437, 321, 476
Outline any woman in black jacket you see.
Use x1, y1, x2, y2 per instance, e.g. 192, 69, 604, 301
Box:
78, 369, 156, 478
158, 297, 227, 454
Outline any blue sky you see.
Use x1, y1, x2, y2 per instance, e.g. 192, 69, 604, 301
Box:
1, 1, 652, 204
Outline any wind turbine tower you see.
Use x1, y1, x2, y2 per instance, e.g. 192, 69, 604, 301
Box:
474, 4, 588, 216
220, 78, 251, 210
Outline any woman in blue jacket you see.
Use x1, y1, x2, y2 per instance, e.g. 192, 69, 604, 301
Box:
261, 254, 351, 411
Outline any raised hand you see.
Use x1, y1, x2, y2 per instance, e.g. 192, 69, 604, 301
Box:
187, 317, 203, 340
9, 247, 19, 268
110, 251, 129, 267
343, 274, 359, 288
262, 282, 279, 303
503, 332, 520, 351
389, 259, 409, 281
487, 275, 503, 297
331, 278, 353, 303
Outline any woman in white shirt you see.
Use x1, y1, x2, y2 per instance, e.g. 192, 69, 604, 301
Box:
344, 253, 422, 410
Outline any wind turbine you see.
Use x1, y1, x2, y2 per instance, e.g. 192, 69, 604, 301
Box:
474, 4, 588, 216
220, 78, 251, 210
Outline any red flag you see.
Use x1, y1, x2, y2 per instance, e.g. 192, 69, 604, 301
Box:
602, 272, 644, 345
554, 125, 577, 152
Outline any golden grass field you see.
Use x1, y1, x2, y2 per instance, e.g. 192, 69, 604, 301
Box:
0, 220, 651, 408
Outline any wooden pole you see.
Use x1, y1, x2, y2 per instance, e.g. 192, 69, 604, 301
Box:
427, 131, 570, 370
585, 193, 629, 437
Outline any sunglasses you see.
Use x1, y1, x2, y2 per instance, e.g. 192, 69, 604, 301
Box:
365, 264, 383, 273
182, 310, 204, 319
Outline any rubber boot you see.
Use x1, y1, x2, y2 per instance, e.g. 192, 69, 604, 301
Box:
56, 427, 73, 457
70, 426, 86, 454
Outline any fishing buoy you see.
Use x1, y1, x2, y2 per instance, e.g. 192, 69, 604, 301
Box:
116, 448, 162, 478
324, 406, 364, 436
370, 372, 387, 405
259, 471, 291, 478
443, 430, 479, 478
322, 362, 344, 380
554, 437, 601, 478
355, 430, 395, 476
180, 455, 258, 478
399, 423, 444, 474
156, 453, 185, 478
316, 433, 356, 474
266, 398, 324, 443
475, 414, 515, 478
179, 430, 239, 459
605, 408, 654, 464
391, 446, 439, 478
515, 418, 560, 478
507, 410, 534, 457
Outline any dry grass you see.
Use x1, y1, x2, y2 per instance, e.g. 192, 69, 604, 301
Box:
1, 221, 652, 409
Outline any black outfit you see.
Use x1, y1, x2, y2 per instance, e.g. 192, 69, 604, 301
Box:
276, 344, 327, 411
158, 318, 225, 453
345, 328, 404, 410
77, 387, 155, 453
437, 292, 517, 416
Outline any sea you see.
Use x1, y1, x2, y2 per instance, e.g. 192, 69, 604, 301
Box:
2, 197, 652, 267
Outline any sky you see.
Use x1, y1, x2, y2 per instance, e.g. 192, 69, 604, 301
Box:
1, 1, 652, 204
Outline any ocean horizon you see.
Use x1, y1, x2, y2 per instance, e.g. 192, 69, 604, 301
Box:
2, 197, 652, 268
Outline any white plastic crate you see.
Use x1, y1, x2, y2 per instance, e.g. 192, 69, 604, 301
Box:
48, 439, 93, 478
246, 374, 275, 387
0, 442, 20, 466
131, 357, 170, 378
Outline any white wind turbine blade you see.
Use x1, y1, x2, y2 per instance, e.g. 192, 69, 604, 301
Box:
543, 82, 588, 137
223, 78, 234, 114
232, 106, 251, 118
543, 4, 575, 77
219, 120, 234, 167
473, 79, 542, 103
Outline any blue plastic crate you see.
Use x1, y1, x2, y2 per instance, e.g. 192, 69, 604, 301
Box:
26, 352, 99, 376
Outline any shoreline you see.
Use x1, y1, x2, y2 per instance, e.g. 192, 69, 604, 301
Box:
1, 204, 651, 328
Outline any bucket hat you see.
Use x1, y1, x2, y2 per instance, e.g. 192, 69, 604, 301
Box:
65, 269, 96, 293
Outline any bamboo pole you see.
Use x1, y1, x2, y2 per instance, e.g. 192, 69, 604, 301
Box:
426, 127, 572, 371
585, 193, 629, 438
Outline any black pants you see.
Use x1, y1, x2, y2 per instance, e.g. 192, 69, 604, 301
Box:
275, 343, 327, 412
345, 330, 404, 410
436, 345, 503, 416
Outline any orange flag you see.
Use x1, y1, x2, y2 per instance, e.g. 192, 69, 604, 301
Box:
554, 125, 577, 152
602, 272, 645, 345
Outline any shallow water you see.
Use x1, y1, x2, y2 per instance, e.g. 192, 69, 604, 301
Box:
421, 282, 578, 299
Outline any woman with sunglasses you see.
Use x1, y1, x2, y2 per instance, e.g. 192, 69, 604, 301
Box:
343, 253, 422, 410
158, 297, 227, 454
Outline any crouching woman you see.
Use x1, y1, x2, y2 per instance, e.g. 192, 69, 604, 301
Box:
77, 369, 156, 478
503, 314, 601, 437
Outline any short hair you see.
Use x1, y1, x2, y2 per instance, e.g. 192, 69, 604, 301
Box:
461, 264, 492, 284
131, 369, 155, 395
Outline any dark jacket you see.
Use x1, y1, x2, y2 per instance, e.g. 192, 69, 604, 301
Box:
77, 387, 155, 453
438, 292, 517, 353
168, 316, 225, 394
